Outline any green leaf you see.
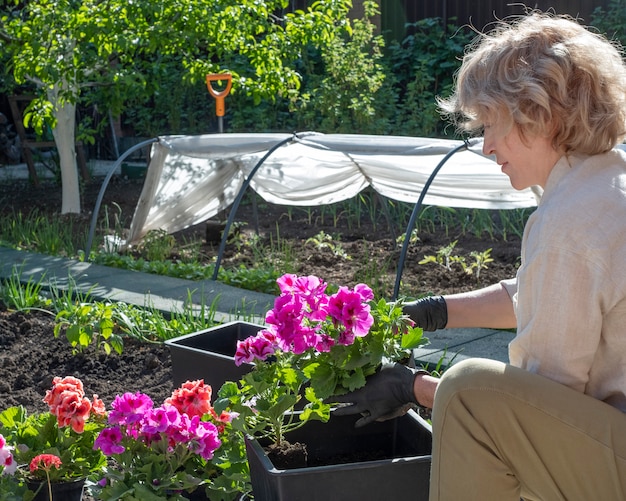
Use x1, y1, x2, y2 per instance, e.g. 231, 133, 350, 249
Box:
78, 328, 92, 347
0, 406, 24, 429
217, 381, 241, 400
299, 400, 330, 422
341, 368, 366, 392
401, 326, 425, 349
306, 363, 337, 400
265, 394, 298, 421
65, 324, 80, 345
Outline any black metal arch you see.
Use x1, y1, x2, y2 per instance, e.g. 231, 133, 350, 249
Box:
85, 138, 158, 257
211, 133, 298, 280
392, 140, 474, 300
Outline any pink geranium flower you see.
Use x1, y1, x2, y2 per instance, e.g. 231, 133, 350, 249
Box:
235, 331, 277, 366
93, 427, 125, 455
109, 392, 154, 426
237, 274, 375, 363
0, 434, 16, 475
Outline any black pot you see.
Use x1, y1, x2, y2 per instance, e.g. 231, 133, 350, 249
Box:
165, 321, 262, 389
245, 410, 432, 501
27, 477, 85, 501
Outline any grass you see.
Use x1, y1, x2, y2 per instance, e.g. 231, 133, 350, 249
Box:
0, 209, 84, 255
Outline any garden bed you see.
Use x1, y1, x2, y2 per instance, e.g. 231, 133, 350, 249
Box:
0, 177, 523, 296
0, 176, 523, 409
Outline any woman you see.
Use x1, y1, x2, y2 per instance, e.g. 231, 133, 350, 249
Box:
335, 12, 626, 500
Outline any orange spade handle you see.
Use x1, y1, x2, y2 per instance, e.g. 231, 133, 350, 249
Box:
206, 74, 232, 117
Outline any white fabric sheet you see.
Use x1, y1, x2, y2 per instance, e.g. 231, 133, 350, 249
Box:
127, 133, 540, 245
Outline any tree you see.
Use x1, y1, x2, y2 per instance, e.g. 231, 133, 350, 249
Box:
0, 0, 351, 214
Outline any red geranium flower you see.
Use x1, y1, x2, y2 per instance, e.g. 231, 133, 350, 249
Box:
29, 454, 62, 474
165, 379, 215, 419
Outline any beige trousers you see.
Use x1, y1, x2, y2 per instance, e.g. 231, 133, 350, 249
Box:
429, 358, 626, 501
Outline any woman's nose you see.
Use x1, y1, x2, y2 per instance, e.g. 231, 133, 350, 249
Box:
482, 132, 495, 156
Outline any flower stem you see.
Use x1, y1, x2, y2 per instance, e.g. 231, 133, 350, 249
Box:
46, 470, 53, 501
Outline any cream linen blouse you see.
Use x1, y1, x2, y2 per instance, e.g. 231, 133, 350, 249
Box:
502, 148, 626, 412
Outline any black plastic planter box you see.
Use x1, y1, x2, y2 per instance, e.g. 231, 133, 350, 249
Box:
165, 321, 263, 389
245, 410, 432, 501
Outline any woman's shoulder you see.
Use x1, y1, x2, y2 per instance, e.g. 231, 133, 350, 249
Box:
544, 149, 626, 205
529, 150, 625, 240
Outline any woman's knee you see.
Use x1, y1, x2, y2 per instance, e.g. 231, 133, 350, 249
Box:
434, 358, 506, 405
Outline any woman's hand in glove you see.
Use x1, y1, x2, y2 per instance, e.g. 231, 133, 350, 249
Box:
332, 363, 430, 428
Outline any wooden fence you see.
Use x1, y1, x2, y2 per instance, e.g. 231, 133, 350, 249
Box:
379, 0, 612, 41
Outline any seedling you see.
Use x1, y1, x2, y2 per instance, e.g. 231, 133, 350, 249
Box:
418, 240, 458, 271
305, 231, 351, 260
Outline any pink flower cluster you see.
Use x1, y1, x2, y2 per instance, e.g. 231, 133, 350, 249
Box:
0, 434, 16, 475
94, 380, 233, 461
29, 453, 62, 474
235, 274, 375, 365
43, 376, 106, 433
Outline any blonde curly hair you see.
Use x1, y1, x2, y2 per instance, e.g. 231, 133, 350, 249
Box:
438, 12, 626, 154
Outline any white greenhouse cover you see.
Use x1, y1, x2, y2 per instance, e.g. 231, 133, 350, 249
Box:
127, 132, 541, 245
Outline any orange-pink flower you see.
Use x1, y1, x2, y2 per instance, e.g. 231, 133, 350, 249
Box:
43, 376, 102, 433
92, 395, 106, 416
29, 454, 62, 474
44, 376, 84, 412
57, 394, 92, 433
165, 379, 214, 418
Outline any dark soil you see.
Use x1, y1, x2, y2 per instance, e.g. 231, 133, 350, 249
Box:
0, 175, 523, 414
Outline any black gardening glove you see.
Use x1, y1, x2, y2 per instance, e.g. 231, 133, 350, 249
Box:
332, 363, 426, 428
402, 295, 448, 331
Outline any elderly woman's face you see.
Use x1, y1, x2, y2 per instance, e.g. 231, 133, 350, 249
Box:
482, 122, 562, 190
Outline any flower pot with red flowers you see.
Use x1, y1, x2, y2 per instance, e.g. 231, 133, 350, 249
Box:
27, 456, 86, 501
91, 379, 250, 500
0, 376, 107, 500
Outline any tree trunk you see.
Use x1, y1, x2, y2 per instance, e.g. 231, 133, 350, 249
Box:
47, 85, 81, 214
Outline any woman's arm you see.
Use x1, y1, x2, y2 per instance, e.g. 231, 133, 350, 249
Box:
444, 282, 517, 330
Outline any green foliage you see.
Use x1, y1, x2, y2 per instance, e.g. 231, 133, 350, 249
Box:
305, 231, 351, 259
419, 240, 458, 271
219, 359, 325, 447
419, 242, 494, 282
0, 406, 107, 482
385, 17, 473, 137
591, 0, 626, 43
92, 253, 214, 281
0, 0, 354, 137
51, 288, 225, 352
228, 15, 472, 136
135, 229, 176, 262
218, 264, 281, 295
0, 210, 82, 256
469, 248, 494, 281
54, 300, 125, 355
114, 55, 214, 136
292, 0, 388, 133
0, 266, 51, 311
0, 262, 229, 352
0, 472, 29, 501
